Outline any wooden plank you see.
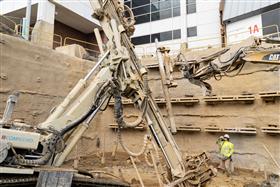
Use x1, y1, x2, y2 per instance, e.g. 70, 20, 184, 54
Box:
109, 97, 199, 106
204, 127, 222, 132
261, 126, 280, 134
170, 97, 199, 104
239, 128, 257, 134
204, 127, 256, 134
223, 128, 257, 134
259, 91, 280, 102
204, 95, 255, 104
259, 91, 280, 96
177, 125, 201, 132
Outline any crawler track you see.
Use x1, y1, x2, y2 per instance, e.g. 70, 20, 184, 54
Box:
0, 175, 130, 187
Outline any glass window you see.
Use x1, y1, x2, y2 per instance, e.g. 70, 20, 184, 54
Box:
151, 9, 172, 21
131, 35, 151, 45
132, 29, 180, 45
172, 0, 180, 7
186, 0, 196, 14
132, 0, 150, 8
124, 0, 131, 8
261, 8, 280, 37
133, 4, 150, 16
135, 14, 150, 24
160, 31, 172, 41
133, 0, 181, 25
173, 29, 181, 39
187, 26, 197, 37
151, 33, 160, 42
151, 2, 158, 12
151, 0, 171, 12
151, 30, 172, 42
173, 7, 180, 17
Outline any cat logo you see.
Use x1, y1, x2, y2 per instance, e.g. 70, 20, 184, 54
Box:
263, 53, 280, 61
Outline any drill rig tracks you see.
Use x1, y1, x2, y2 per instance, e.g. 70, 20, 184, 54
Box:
0, 174, 129, 187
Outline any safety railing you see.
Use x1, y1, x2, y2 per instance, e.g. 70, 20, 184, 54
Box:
14, 24, 63, 47
63, 37, 100, 57
11, 22, 100, 56
0, 15, 17, 33
53, 34, 63, 47
263, 25, 280, 38
264, 31, 280, 38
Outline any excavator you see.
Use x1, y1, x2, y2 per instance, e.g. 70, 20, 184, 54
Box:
177, 37, 280, 95
0, 0, 214, 186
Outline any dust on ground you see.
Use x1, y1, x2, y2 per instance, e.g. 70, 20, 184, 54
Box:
63, 151, 268, 187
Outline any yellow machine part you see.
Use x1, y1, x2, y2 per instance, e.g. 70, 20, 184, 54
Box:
243, 50, 280, 64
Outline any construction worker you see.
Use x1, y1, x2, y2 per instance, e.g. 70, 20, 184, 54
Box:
218, 134, 234, 175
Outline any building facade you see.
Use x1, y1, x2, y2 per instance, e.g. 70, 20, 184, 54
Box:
128, 0, 280, 55
127, 0, 222, 55
223, 0, 280, 44
1, 0, 279, 56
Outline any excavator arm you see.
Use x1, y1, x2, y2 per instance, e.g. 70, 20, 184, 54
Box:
178, 37, 280, 95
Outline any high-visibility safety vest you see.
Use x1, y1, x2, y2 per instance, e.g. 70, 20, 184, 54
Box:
220, 141, 234, 158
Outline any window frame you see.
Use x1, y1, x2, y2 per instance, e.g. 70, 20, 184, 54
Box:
129, 0, 181, 25
151, 8, 172, 21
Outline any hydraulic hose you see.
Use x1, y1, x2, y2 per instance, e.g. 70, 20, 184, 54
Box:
59, 105, 97, 136
112, 71, 150, 156
60, 81, 111, 135
117, 131, 150, 157
114, 93, 149, 156
144, 152, 154, 167
113, 73, 148, 128
13, 149, 53, 166
12, 133, 61, 166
